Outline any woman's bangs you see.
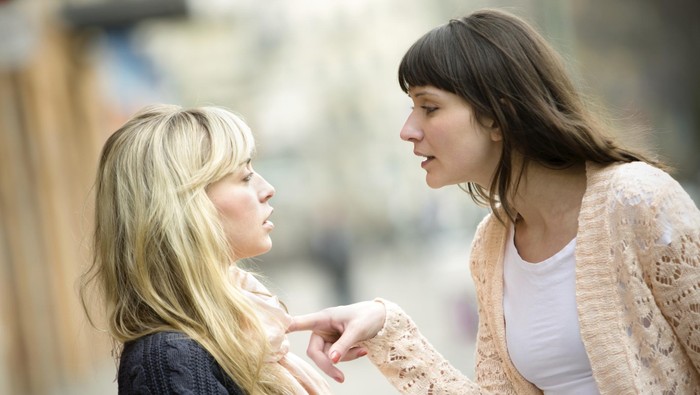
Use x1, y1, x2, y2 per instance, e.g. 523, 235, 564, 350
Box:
211, 110, 255, 177
398, 27, 457, 94
399, 35, 438, 91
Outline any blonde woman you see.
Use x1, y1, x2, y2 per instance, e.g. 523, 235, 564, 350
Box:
81, 105, 332, 394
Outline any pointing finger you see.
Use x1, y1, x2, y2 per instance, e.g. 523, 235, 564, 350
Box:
287, 313, 323, 333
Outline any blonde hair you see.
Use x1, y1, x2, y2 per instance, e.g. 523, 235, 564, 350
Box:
81, 104, 295, 394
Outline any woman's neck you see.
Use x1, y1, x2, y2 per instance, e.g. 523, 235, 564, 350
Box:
511, 162, 587, 232
508, 161, 587, 262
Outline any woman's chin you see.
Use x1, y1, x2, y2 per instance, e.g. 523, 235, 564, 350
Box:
425, 176, 446, 189
260, 240, 273, 255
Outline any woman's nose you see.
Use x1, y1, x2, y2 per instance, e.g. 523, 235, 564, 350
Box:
259, 177, 275, 202
400, 113, 423, 142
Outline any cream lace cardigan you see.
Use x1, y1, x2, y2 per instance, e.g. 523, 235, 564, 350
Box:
363, 161, 700, 394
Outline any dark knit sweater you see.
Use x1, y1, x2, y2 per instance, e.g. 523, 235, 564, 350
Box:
118, 331, 245, 394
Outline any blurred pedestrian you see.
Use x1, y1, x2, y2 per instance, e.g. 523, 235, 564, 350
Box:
289, 8, 700, 394
310, 206, 354, 305
80, 105, 332, 394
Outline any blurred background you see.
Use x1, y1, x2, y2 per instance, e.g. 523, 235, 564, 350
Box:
1, 0, 698, 394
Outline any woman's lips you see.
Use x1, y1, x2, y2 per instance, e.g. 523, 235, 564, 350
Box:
421, 156, 435, 168
263, 210, 274, 230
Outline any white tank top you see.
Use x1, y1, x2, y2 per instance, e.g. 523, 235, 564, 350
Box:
503, 225, 600, 394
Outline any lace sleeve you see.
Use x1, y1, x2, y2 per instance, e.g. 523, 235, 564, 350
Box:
362, 299, 482, 394
644, 179, 700, 374
471, 301, 521, 393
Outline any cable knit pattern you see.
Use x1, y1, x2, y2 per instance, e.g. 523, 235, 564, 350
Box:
118, 331, 244, 394
364, 161, 700, 394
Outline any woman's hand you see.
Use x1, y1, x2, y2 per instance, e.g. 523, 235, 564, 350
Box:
287, 300, 386, 383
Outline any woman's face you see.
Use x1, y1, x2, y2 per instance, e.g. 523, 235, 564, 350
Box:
206, 159, 275, 259
400, 85, 502, 189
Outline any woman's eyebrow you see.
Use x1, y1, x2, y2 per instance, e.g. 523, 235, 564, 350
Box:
410, 90, 439, 99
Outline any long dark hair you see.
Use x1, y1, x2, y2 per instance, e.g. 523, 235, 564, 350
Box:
398, 8, 663, 222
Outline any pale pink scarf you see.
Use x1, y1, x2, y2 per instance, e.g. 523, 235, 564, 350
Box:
229, 266, 333, 394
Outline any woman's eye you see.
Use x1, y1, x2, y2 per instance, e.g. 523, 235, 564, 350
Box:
243, 172, 254, 182
421, 106, 438, 114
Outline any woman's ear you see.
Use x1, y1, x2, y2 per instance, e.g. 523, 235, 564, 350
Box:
488, 97, 514, 142
479, 115, 502, 141
484, 117, 497, 129
489, 127, 503, 142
